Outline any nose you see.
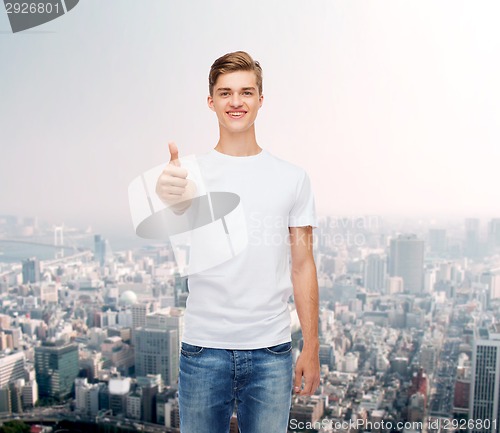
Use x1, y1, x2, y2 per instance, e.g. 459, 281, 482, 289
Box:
230, 93, 243, 107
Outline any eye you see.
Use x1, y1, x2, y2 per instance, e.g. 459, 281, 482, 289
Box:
220, 92, 230, 97
243, 91, 253, 96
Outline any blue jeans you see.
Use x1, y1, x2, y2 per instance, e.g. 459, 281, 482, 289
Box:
179, 341, 293, 433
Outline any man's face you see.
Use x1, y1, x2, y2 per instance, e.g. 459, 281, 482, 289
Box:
207, 70, 263, 135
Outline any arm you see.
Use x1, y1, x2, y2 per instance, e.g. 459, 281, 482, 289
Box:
289, 225, 320, 396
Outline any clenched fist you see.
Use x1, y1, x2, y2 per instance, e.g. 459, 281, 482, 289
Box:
156, 142, 197, 214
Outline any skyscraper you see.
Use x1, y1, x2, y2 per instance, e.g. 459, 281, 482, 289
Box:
464, 218, 481, 258
134, 309, 183, 386
22, 257, 40, 284
131, 302, 151, 330
94, 234, 108, 266
35, 341, 79, 400
135, 328, 178, 386
75, 378, 100, 417
137, 374, 161, 423
0, 352, 25, 388
470, 325, 500, 433
364, 254, 387, 292
488, 218, 500, 251
389, 234, 424, 294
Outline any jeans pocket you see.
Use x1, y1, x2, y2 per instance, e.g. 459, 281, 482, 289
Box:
265, 341, 292, 355
181, 342, 204, 356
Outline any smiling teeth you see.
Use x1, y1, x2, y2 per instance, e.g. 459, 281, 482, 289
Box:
229, 112, 245, 117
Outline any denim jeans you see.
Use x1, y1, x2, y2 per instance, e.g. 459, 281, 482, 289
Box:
179, 341, 293, 433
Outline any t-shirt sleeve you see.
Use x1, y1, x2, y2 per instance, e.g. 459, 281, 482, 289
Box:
288, 170, 317, 228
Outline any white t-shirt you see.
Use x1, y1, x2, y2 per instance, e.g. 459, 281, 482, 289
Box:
183, 148, 316, 349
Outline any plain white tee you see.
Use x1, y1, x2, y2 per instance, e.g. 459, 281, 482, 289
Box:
183, 148, 316, 349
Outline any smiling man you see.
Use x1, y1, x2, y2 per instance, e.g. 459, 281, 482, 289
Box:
156, 51, 320, 433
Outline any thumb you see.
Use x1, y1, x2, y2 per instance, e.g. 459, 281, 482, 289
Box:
168, 141, 180, 167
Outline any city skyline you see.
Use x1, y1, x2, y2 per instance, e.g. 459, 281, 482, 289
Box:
1, 207, 500, 430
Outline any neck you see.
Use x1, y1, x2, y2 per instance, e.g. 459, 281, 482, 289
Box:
214, 126, 261, 156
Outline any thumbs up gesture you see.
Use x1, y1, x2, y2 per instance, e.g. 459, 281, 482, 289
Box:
156, 142, 197, 213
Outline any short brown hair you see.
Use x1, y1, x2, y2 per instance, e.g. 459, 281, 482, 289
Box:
209, 51, 263, 96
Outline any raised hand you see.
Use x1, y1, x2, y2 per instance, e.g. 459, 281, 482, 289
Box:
155, 142, 196, 213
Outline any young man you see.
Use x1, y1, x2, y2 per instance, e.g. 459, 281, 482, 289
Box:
156, 51, 320, 433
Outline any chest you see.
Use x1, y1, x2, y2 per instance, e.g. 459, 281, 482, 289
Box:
201, 164, 295, 217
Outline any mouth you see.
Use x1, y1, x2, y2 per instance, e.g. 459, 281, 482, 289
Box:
226, 111, 247, 119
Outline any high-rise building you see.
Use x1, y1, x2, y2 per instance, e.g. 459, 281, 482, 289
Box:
79, 349, 103, 380
144, 308, 184, 349
137, 375, 161, 423
131, 303, 151, 330
156, 389, 177, 427
135, 328, 178, 386
100, 336, 134, 376
389, 234, 424, 294
470, 325, 500, 433
40, 282, 58, 304
134, 309, 182, 385
0, 352, 26, 388
464, 218, 482, 258
9, 380, 23, 414
481, 272, 500, 300
0, 314, 11, 329
21, 380, 38, 409
488, 218, 500, 250
0, 388, 11, 414
75, 378, 100, 417
453, 354, 471, 419
126, 389, 142, 420
35, 341, 79, 400
319, 344, 335, 370
108, 377, 130, 416
364, 254, 386, 292
419, 344, 436, 376
94, 234, 106, 266
22, 257, 40, 284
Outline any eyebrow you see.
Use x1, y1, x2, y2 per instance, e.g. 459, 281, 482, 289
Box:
216, 87, 257, 92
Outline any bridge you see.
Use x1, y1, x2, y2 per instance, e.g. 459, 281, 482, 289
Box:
0, 239, 82, 251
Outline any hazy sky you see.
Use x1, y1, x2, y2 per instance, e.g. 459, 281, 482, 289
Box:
1, 1, 499, 236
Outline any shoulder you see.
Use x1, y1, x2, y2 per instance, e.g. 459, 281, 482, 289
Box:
263, 150, 308, 180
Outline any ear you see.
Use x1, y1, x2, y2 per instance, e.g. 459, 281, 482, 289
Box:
258, 94, 264, 109
207, 95, 215, 112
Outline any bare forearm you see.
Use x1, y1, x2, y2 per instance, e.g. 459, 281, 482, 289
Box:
289, 226, 321, 395
292, 259, 319, 349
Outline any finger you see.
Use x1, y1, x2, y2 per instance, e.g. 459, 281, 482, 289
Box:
300, 376, 313, 395
159, 175, 188, 188
303, 376, 320, 396
168, 141, 180, 167
293, 366, 302, 393
162, 165, 188, 179
158, 186, 186, 195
